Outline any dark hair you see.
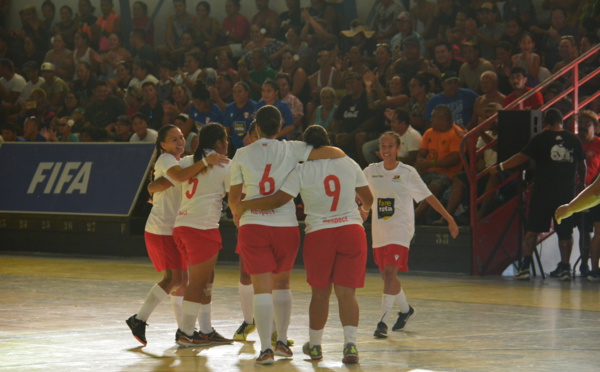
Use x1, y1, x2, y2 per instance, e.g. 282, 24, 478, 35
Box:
0, 58, 14, 71
275, 73, 292, 87
194, 123, 226, 163
228, 0, 241, 10
262, 79, 280, 99
393, 108, 410, 124
185, 51, 203, 64
434, 40, 452, 52
217, 72, 233, 85
551, 7, 567, 19
197, 1, 211, 14
518, 32, 534, 44
411, 73, 430, 93
133, 1, 148, 14
543, 108, 563, 126
25, 116, 42, 129
76, 30, 91, 44
155, 124, 178, 159
131, 113, 146, 123
79, 0, 95, 14
133, 59, 149, 72
173, 0, 186, 4
191, 81, 210, 101
59, 5, 73, 15
510, 66, 527, 76
256, 105, 281, 137
582, 34, 600, 45
496, 41, 513, 52
131, 28, 147, 42
78, 61, 91, 71
42, 0, 56, 11
504, 16, 523, 29
234, 81, 250, 92
158, 60, 175, 71
303, 125, 329, 149
1, 122, 20, 134
94, 80, 108, 89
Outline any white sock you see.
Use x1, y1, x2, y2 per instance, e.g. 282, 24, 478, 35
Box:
198, 303, 212, 334
309, 328, 323, 347
380, 294, 395, 325
343, 326, 357, 345
181, 300, 200, 336
254, 293, 273, 352
238, 283, 254, 324
395, 289, 410, 313
170, 295, 184, 328
137, 284, 169, 321
272, 289, 292, 343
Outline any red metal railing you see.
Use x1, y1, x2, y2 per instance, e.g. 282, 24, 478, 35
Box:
460, 43, 600, 275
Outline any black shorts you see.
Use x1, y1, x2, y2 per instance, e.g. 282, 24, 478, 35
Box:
575, 203, 600, 233
527, 195, 574, 239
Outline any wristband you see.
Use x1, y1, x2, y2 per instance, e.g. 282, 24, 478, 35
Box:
498, 162, 504, 171
360, 205, 370, 213
202, 157, 209, 167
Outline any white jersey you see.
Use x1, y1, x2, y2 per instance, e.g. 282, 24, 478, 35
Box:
145, 153, 182, 235
399, 125, 423, 159
281, 157, 368, 233
174, 153, 231, 230
231, 138, 312, 227
363, 162, 432, 248
130, 129, 158, 143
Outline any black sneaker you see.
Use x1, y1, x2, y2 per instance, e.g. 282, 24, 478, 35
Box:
373, 321, 388, 339
201, 329, 233, 344
177, 329, 211, 347
392, 306, 415, 331
558, 264, 572, 282
586, 268, 600, 282
549, 262, 565, 277
580, 263, 590, 278
126, 314, 148, 346
515, 267, 531, 280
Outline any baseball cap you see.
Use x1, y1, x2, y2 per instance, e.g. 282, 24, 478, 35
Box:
402, 35, 420, 48
479, 2, 493, 11
40, 62, 55, 72
22, 61, 38, 71
442, 71, 459, 82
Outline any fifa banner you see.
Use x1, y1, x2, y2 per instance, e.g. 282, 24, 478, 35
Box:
0, 143, 155, 216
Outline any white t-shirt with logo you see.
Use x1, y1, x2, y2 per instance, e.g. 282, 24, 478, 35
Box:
363, 162, 431, 248
281, 157, 368, 233
174, 153, 231, 230
145, 153, 182, 235
230, 138, 312, 227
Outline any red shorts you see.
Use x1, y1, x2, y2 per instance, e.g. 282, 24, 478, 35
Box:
303, 224, 367, 290
144, 231, 186, 271
173, 226, 222, 266
237, 224, 300, 275
373, 244, 410, 272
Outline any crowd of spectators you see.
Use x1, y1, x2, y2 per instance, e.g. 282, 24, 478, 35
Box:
0, 0, 599, 225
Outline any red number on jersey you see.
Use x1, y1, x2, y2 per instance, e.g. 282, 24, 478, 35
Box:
186, 178, 198, 199
324, 175, 341, 212
259, 164, 275, 195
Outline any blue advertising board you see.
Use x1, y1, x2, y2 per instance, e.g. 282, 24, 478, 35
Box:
0, 143, 155, 216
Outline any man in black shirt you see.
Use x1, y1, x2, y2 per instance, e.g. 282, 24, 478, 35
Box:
491, 108, 585, 281
331, 72, 374, 163
85, 81, 126, 128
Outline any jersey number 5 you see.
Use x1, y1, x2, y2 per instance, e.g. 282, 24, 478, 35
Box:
259, 164, 275, 195
324, 175, 341, 212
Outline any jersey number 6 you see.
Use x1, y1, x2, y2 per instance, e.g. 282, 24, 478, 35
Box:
259, 164, 275, 195
324, 175, 340, 212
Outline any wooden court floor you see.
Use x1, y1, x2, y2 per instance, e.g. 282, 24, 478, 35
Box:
0, 254, 599, 372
